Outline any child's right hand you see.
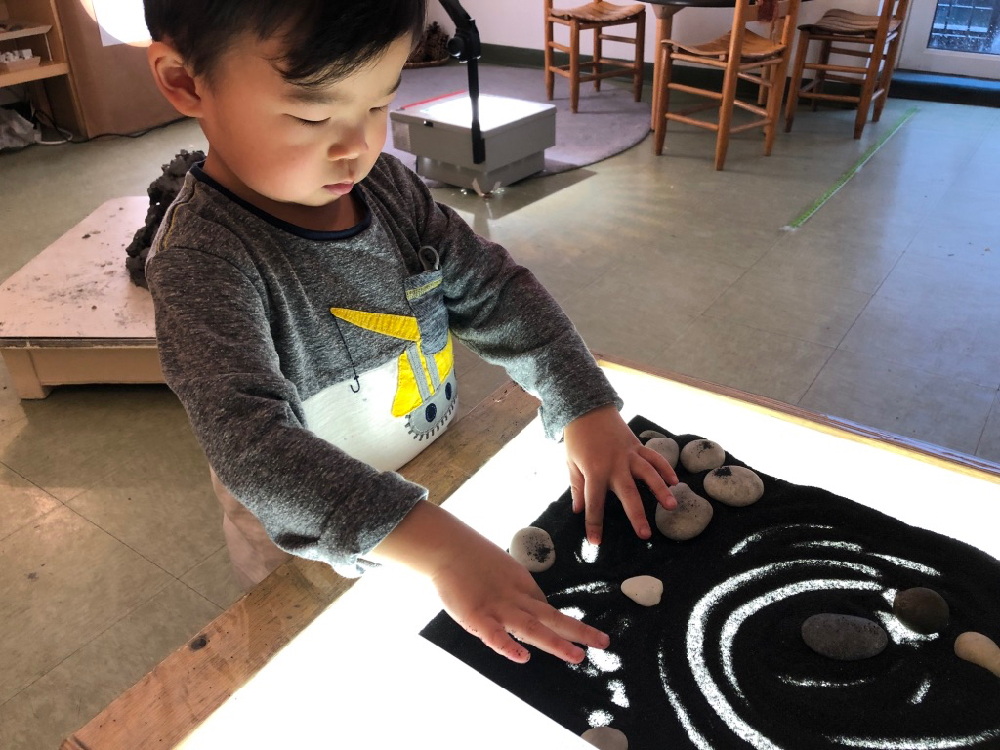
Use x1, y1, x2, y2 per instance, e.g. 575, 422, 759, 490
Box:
368, 499, 608, 664
430, 536, 609, 664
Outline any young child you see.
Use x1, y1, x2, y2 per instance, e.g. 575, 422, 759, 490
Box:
143, 0, 677, 665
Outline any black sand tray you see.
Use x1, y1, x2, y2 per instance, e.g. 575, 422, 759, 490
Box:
421, 415, 1000, 749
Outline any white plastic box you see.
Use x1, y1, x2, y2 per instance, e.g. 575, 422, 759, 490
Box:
390, 92, 556, 192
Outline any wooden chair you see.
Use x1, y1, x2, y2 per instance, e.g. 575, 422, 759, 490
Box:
784, 0, 911, 139
652, 0, 802, 170
544, 1, 646, 113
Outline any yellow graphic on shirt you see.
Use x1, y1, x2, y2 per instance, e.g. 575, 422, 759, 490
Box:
330, 308, 454, 418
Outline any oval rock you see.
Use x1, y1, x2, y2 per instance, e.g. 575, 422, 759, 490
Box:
654, 483, 713, 541
639, 429, 666, 441
955, 631, 1000, 678
680, 439, 726, 473
893, 587, 949, 634
646, 437, 679, 468
581, 727, 628, 750
509, 527, 555, 572
802, 613, 888, 661
621, 575, 663, 606
703, 465, 764, 507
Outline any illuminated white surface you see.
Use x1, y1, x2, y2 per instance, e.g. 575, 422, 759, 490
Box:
88, 0, 151, 46
417, 95, 552, 132
179, 366, 999, 748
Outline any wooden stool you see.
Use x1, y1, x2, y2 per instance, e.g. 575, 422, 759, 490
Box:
544, 1, 647, 113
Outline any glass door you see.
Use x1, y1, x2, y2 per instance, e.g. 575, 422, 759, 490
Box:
898, 0, 1000, 78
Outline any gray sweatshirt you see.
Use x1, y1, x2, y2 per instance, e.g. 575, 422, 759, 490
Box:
146, 154, 619, 576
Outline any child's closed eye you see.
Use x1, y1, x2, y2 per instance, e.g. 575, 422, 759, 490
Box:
293, 116, 330, 127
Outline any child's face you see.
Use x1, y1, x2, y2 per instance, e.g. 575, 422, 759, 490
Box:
196, 33, 412, 214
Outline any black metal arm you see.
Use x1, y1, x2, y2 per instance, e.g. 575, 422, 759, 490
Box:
437, 0, 486, 164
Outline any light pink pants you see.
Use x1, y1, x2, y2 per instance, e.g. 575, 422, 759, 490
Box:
210, 468, 292, 591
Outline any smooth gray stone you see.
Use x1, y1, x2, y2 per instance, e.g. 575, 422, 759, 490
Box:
893, 587, 950, 634
802, 614, 888, 661
509, 526, 555, 572
645, 436, 679, 468
581, 726, 629, 750
680, 439, 726, 473
639, 429, 666, 441
654, 483, 713, 541
703, 465, 764, 507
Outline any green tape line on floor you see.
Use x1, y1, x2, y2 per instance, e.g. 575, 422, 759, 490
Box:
785, 105, 919, 230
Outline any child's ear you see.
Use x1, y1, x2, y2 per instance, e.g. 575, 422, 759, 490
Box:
147, 40, 203, 118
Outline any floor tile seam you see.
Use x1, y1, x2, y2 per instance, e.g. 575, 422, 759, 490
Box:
0, 573, 178, 713
0, 501, 66, 545
830, 340, 1000, 394
175, 573, 229, 616
176, 541, 230, 583
973, 387, 1000, 458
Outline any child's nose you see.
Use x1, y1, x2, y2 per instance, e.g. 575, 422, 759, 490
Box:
328, 126, 368, 161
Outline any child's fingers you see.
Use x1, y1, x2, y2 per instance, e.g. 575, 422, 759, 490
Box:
633, 450, 678, 510
584, 477, 608, 545
611, 474, 652, 539
536, 602, 611, 651
639, 444, 679, 487
475, 618, 532, 663
568, 462, 585, 514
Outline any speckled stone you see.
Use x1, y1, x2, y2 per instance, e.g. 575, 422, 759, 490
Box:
639, 430, 666, 441
955, 632, 1000, 678
621, 575, 663, 606
509, 527, 555, 572
802, 613, 888, 661
581, 726, 629, 750
893, 587, 950, 634
703, 465, 764, 507
645, 437, 679, 468
680, 439, 726, 473
654, 483, 713, 541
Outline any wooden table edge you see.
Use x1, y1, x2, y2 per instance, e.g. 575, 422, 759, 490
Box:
60, 359, 999, 749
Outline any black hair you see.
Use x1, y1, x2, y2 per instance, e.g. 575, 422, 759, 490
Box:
144, 0, 426, 87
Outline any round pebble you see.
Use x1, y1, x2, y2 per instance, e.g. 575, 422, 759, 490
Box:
509, 527, 555, 572
621, 575, 663, 606
955, 632, 1000, 678
703, 465, 764, 507
893, 587, 950, 634
639, 429, 666, 440
801, 613, 888, 661
654, 483, 713, 541
645, 436, 679, 468
581, 726, 628, 750
680, 439, 726, 473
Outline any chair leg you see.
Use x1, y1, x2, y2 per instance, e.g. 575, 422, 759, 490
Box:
594, 29, 603, 92
812, 39, 831, 111
758, 65, 770, 107
854, 40, 881, 138
873, 34, 901, 122
653, 46, 672, 154
633, 12, 646, 103
570, 22, 581, 113
784, 29, 810, 133
765, 57, 790, 156
716, 65, 740, 170
544, 18, 555, 101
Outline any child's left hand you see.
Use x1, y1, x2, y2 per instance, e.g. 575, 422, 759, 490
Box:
563, 404, 678, 545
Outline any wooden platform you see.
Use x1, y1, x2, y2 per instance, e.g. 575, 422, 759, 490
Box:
0, 197, 161, 398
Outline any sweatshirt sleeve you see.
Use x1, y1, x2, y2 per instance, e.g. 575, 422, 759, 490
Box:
380, 157, 621, 439
146, 235, 425, 577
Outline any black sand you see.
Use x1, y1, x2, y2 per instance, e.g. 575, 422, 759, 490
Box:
421, 416, 1000, 748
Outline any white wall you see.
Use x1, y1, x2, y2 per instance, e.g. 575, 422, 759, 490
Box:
428, 0, 882, 68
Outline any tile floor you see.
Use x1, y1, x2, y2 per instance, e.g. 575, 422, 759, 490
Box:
1, 86, 999, 748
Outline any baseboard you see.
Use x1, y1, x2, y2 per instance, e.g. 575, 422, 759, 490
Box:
479, 43, 1000, 109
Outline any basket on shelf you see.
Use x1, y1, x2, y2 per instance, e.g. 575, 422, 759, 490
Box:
404, 22, 451, 68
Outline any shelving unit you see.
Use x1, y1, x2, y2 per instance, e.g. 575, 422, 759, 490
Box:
0, 21, 68, 87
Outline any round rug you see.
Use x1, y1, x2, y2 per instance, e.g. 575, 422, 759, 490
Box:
385, 62, 651, 180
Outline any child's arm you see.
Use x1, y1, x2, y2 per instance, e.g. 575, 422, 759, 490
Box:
366, 499, 609, 663
564, 403, 678, 545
